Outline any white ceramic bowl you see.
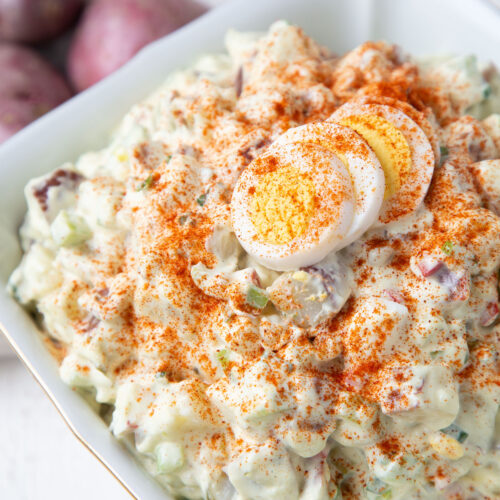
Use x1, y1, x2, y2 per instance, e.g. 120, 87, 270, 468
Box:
0, 0, 499, 497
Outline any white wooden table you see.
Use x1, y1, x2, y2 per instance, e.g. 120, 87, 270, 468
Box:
0, 355, 130, 499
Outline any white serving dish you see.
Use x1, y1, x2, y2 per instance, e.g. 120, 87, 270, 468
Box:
0, 0, 499, 497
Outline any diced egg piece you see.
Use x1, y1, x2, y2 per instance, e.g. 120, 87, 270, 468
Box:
330, 102, 435, 224
231, 141, 355, 271
273, 122, 385, 248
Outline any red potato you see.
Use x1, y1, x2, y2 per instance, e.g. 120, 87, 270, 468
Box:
68, 0, 207, 92
0, 44, 72, 144
0, 0, 83, 43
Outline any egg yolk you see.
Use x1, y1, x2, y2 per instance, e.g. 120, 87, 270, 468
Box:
340, 114, 412, 199
250, 166, 316, 245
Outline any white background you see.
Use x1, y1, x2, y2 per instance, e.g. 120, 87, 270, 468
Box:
0, 2, 226, 499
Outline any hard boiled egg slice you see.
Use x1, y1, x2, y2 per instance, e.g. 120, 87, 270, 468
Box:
353, 95, 441, 163
272, 122, 385, 248
330, 102, 435, 224
231, 141, 355, 271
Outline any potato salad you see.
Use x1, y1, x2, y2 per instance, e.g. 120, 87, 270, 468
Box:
9, 22, 500, 500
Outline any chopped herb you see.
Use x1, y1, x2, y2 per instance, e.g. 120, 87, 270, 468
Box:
136, 174, 153, 191
441, 240, 454, 256
246, 284, 269, 309
439, 145, 450, 165
441, 423, 469, 443
430, 350, 442, 359
224, 314, 234, 324
166, 155, 172, 163
155, 371, 167, 378
196, 193, 207, 206
178, 214, 189, 226
483, 84, 492, 99
216, 349, 230, 368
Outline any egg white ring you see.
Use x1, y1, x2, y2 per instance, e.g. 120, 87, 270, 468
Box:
231, 142, 355, 271
272, 122, 385, 248
329, 102, 435, 225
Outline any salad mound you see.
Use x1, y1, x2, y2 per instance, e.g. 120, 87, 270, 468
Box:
9, 21, 500, 500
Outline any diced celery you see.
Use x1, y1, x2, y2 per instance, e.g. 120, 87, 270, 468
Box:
51, 210, 92, 247
216, 348, 230, 368
246, 284, 269, 309
441, 423, 469, 443
156, 442, 184, 474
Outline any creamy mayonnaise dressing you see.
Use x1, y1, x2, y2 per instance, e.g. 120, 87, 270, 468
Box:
9, 22, 500, 500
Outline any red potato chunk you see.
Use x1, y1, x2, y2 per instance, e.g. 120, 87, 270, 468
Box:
68, 0, 207, 92
417, 256, 444, 277
0, 0, 83, 43
480, 301, 499, 327
0, 44, 71, 144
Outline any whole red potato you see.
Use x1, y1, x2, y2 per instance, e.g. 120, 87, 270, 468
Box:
68, 0, 207, 92
0, 44, 72, 144
0, 0, 83, 43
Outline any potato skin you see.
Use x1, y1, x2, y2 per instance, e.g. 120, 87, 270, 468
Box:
67, 0, 207, 92
0, 43, 71, 143
0, 0, 83, 43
